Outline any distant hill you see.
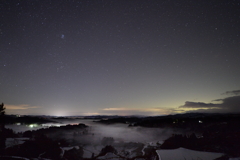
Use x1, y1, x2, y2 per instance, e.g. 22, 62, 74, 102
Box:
94, 112, 240, 129
5, 115, 56, 124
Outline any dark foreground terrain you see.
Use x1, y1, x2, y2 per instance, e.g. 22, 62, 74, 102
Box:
1, 113, 240, 160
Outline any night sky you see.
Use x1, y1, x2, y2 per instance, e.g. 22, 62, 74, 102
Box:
1, 0, 240, 116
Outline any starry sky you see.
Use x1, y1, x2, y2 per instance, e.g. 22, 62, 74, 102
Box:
1, 0, 240, 116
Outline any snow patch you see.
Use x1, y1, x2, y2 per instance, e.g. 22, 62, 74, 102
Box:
156, 147, 224, 160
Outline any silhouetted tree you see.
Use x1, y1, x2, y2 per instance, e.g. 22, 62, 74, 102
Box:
23, 130, 33, 138
0, 103, 6, 155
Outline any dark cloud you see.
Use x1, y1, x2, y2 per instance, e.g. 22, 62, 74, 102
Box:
219, 96, 240, 112
222, 90, 240, 95
179, 95, 240, 113
213, 99, 223, 102
179, 101, 220, 108
186, 108, 226, 114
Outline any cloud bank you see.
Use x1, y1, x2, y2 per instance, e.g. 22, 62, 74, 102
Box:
5, 104, 40, 115
179, 101, 220, 109
179, 90, 240, 113
6, 104, 39, 110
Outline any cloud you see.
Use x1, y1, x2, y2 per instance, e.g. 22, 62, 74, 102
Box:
217, 96, 240, 112
222, 89, 240, 95
103, 108, 132, 111
5, 104, 40, 110
179, 95, 240, 113
179, 101, 220, 109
